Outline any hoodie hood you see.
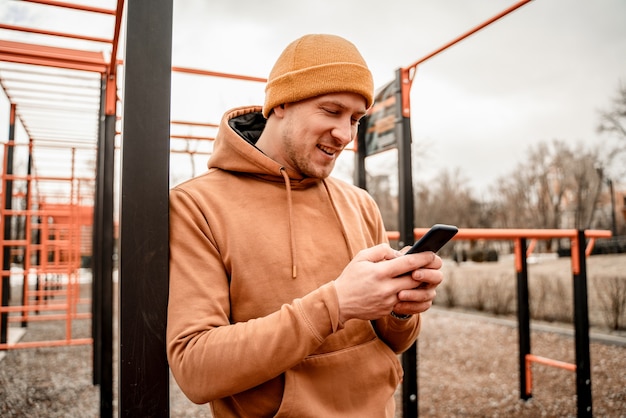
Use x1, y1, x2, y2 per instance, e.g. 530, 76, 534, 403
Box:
209, 105, 313, 185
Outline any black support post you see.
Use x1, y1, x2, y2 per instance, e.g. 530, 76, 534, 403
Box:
573, 230, 593, 417
93, 73, 116, 417
119, 0, 172, 416
93, 76, 105, 387
395, 68, 417, 418
516, 238, 531, 400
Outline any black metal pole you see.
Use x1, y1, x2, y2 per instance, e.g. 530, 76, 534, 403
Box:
394, 68, 418, 418
93, 72, 116, 417
119, 0, 172, 416
92, 75, 105, 388
516, 237, 531, 400
354, 123, 367, 189
573, 230, 592, 417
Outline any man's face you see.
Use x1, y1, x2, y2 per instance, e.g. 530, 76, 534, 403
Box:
274, 92, 367, 179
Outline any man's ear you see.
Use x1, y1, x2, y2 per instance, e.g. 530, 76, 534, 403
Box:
273, 104, 286, 118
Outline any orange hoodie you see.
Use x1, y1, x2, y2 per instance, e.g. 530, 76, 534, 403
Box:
167, 106, 421, 417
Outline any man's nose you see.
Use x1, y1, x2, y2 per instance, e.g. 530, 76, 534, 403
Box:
332, 118, 355, 145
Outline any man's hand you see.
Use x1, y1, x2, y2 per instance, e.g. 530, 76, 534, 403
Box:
333, 243, 443, 323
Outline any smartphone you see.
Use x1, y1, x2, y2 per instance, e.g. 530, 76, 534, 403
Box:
405, 224, 458, 254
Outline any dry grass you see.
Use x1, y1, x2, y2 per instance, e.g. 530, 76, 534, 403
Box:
438, 253, 626, 333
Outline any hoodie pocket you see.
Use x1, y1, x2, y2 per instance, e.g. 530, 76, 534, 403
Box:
275, 338, 402, 417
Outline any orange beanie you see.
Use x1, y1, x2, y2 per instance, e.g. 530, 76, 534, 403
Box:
263, 34, 374, 118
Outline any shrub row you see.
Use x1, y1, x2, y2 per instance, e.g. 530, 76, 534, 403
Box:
435, 271, 626, 331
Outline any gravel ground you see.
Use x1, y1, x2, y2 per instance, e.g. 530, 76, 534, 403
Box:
1, 255, 625, 417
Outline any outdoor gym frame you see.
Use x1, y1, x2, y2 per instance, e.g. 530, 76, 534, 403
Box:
2, 1, 613, 418
408, 227, 611, 418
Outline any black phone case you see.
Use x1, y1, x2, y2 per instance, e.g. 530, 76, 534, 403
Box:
405, 224, 458, 254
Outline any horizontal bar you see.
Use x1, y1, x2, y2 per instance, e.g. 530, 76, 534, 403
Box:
171, 120, 219, 128
172, 65, 266, 83
0, 337, 92, 350
19, 0, 116, 15
526, 354, 576, 372
8, 312, 91, 322
0, 304, 70, 313
0, 23, 112, 44
170, 134, 215, 141
414, 228, 612, 240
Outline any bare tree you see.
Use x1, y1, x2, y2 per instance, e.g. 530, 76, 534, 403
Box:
489, 139, 610, 239
597, 82, 626, 176
414, 167, 479, 228
567, 146, 603, 229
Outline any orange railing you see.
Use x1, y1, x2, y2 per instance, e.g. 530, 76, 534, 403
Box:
0, 141, 94, 350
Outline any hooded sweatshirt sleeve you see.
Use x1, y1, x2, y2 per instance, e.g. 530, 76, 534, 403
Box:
167, 187, 344, 403
373, 313, 421, 353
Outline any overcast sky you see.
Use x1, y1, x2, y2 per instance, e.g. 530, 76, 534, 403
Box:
169, 0, 626, 195
1, 0, 625, 195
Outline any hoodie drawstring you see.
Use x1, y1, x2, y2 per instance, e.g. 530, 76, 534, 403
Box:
280, 168, 298, 279
322, 179, 355, 259
279, 169, 355, 280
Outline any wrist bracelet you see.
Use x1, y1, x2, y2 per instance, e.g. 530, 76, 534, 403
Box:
390, 311, 412, 320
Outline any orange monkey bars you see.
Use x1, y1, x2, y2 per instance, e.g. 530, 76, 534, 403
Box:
0, 1, 123, 380
0, 140, 95, 350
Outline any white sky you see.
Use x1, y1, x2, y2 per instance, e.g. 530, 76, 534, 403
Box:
1, 0, 625, 196
169, 0, 626, 195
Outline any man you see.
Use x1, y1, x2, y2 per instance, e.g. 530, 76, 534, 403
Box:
167, 34, 443, 417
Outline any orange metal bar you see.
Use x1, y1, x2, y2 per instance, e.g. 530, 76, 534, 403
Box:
386, 228, 613, 271
525, 353, 576, 396
0, 338, 92, 350
170, 149, 211, 156
171, 120, 219, 128
585, 238, 596, 257
571, 235, 581, 275
400, 66, 412, 118
106, 0, 132, 114
514, 238, 523, 273
0, 23, 112, 44
105, 68, 117, 115
19, 0, 116, 15
413, 228, 611, 240
170, 134, 216, 141
0, 303, 69, 312
108, 0, 125, 76
0, 39, 107, 73
9, 312, 91, 322
387, 230, 400, 241
172, 65, 267, 83
527, 354, 576, 371
526, 238, 537, 258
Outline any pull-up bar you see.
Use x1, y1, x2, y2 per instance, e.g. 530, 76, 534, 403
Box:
399, 0, 534, 117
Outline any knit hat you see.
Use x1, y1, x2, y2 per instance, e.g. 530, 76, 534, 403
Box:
262, 34, 374, 118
